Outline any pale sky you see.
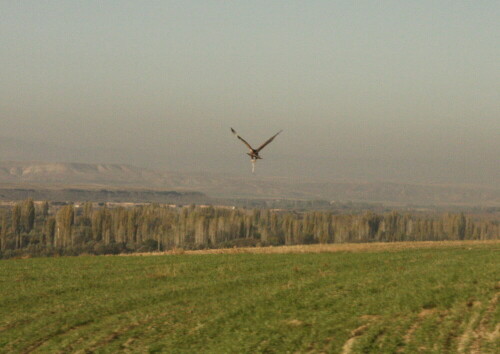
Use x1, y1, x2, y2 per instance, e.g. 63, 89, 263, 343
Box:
1, 1, 499, 186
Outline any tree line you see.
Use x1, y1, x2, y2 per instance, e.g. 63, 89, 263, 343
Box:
0, 199, 498, 258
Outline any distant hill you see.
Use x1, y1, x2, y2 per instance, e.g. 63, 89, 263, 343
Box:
0, 161, 167, 186
0, 161, 498, 206
0, 162, 209, 204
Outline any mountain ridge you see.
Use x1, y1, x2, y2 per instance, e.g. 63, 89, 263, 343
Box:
0, 161, 498, 206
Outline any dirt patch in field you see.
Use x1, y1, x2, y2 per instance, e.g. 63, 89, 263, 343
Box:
341, 318, 381, 354
341, 324, 369, 354
123, 240, 500, 257
457, 312, 481, 353
470, 292, 500, 353
285, 319, 305, 327
401, 308, 439, 349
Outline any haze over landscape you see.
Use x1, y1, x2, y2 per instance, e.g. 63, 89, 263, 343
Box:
2, 4, 500, 353
1, 1, 499, 187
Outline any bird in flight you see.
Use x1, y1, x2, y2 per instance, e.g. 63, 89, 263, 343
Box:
231, 128, 282, 173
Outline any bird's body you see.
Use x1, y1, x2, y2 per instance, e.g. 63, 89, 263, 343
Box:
231, 128, 282, 173
247, 150, 262, 160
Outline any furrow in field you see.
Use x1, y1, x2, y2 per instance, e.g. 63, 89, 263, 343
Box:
33, 257, 295, 352
341, 324, 370, 354
470, 292, 499, 353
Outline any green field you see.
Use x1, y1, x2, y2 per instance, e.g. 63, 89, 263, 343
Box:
1, 243, 499, 353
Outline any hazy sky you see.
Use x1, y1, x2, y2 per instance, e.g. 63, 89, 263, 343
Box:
1, 1, 499, 186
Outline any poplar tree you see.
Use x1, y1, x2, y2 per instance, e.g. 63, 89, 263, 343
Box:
0, 213, 7, 251
44, 217, 56, 247
41, 201, 49, 217
22, 198, 36, 233
56, 205, 75, 247
12, 204, 22, 249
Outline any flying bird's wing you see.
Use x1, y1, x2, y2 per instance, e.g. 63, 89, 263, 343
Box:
231, 128, 254, 151
256, 130, 282, 152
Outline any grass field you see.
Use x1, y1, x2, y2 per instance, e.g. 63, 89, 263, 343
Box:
1, 241, 499, 353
